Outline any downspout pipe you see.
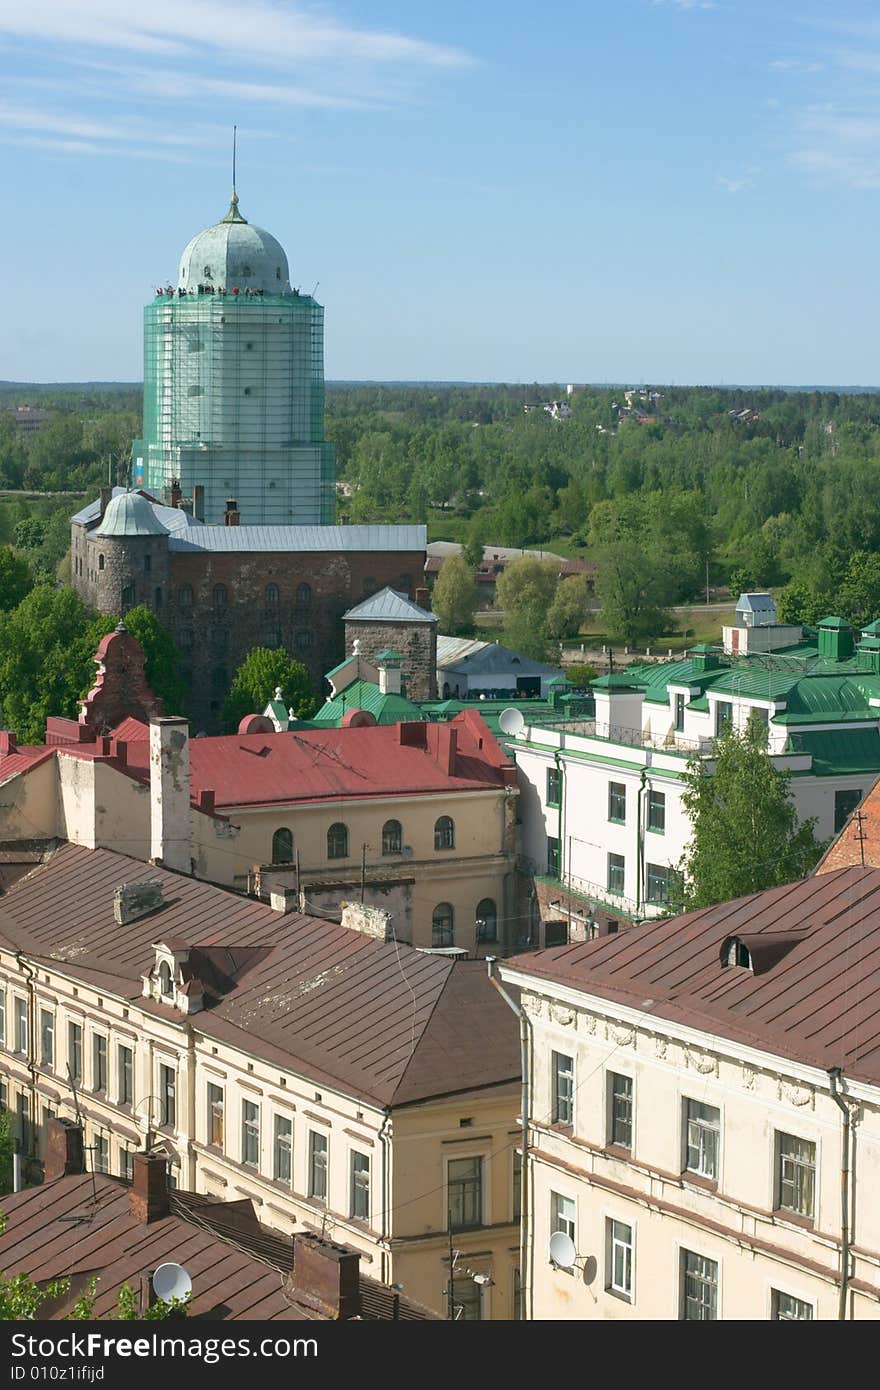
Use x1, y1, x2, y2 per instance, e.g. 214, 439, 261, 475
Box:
554, 750, 564, 886
487, 957, 530, 1320
16, 952, 37, 1165
379, 1110, 392, 1287
635, 769, 647, 917
828, 1067, 852, 1321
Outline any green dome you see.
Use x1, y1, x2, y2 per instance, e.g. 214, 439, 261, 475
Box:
178, 195, 291, 295
94, 491, 168, 538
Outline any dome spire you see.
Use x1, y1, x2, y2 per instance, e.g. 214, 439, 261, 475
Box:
222, 125, 247, 224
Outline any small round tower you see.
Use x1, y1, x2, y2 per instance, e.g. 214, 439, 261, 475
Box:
88, 491, 171, 616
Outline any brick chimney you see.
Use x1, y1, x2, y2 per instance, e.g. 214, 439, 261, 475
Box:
224, 498, 240, 527
427, 722, 457, 775
168, 478, 182, 510
193, 485, 205, 522
128, 1152, 170, 1224
44, 1118, 85, 1182
150, 717, 191, 874
0, 730, 16, 757
290, 1233, 360, 1319
99, 486, 112, 522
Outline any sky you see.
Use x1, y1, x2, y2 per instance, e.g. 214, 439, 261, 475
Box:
1, 0, 880, 385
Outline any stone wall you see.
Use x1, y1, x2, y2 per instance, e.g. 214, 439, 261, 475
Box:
343, 618, 437, 701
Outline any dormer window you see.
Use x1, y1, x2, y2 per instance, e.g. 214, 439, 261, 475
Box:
158, 960, 174, 996
722, 937, 753, 970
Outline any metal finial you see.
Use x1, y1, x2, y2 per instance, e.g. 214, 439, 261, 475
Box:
233, 124, 237, 196
222, 125, 247, 222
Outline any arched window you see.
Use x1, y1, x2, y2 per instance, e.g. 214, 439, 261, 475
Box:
382, 819, 402, 856
158, 961, 173, 997
327, 822, 349, 859
178, 584, 193, 607
154, 587, 162, 609
432, 904, 454, 948
434, 816, 455, 851
272, 828, 294, 864
98, 554, 105, 571
121, 585, 134, 611
295, 582, 311, 608
476, 898, 498, 942
296, 630, 313, 650
212, 583, 227, 610
265, 583, 279, 606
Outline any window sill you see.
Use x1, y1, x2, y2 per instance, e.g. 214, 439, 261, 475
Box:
605, 1143, 633, 1160
607, 818, 625, 826
772, 1207, 815, 1231
550, 1121, 574, 1136
646, 827, 665, 836
681, 1171, 718, 1193
605, 1287, 633, 1304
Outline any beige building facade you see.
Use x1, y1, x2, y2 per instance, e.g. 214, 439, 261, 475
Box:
500, 868, 880, 1320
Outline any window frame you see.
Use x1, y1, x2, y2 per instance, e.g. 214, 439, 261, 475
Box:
605, 1217, 633, 1302
683, 1097, 721, 1182
550, 1190, 576, 1245
645, 862, 672, 905
207, 1082, 224, 1149
158, 1063, 176, 1129
308, 1129, 329, 1202
771, 1289, 814, 1321
432, 903, 455, 948
680, 1247, 719, 1320
92, 1032, 108, 1095
274, 1112, 293, 1184
434, 815, 456, 851
607, 852, 625, 898
39, 1009, 54, 1071
14, 996, 27, 1056
241, 1098, 260, 1169
775, 1130, 817, 1222
546, 766, 561, 808
646, 788, 666, 833
272, 827, 294, 865
607, 1071, 633, 1151
350, 1150, 371, 1222
118, 1045, 133, 1108
447, 1154, 483, 1232
834, 788, 862, 833
327, 822, 349, 860
674, 692, 686, 732
552, 1050, 574, 1127
607, 781, 626, 824
68, 1021, 83, 1084
381, 819, 402, 856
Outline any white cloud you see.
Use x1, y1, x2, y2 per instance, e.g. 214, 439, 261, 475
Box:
769, 59, 822, 74
651, 0, 717, 10
716, 173, 754, 193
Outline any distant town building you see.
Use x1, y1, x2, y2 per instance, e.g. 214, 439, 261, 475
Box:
7, 404, 51, 433
436, 637, 564, 700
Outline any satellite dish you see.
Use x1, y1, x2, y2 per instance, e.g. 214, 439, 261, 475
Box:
152, 1262, 192, 1302
549, 1231, 577, 1269
402, 845, 414, 860
498, 707, 526, 736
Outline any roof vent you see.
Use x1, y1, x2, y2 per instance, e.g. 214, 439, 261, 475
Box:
720, 931, 807, 976
721, 936, 753, 970
114, 880, 164, 925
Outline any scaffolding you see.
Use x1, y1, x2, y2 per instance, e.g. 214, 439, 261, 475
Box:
134, 291, 335, 525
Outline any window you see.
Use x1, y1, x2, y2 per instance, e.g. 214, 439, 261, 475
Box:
647, 788, 665, 833
40, 1010, 54, 1069
608, 781, 626, 823
92, 1034, 108, 1093
212, 583, 227, 610
552, 1051, 574, 1126
159, 1064, 176, 1128
513, 1268, 522, 1320
98, 554, 104, 571
681, 1250, 718, 1320
120, 1148, 134, 1182
295, 630, 313, 650
684, 1099, 720, 1180
607, 853, 625, 897
674, 692, 686, 732
776, 1132, 816, 1220
327, 822, 349, 859
453, 1280, 482, 1321
606, 1219, 633, 1300
272, 827, 294, 864
608, 1073, 633, 1149
143, 554, 151, 575
772, 1290, 813, 1321
178, 584, 193, 607
17, 1093, 30, 1153
350, 1151, 370, 1221
309, 1131, 328, 1200
551, 1191, 576, 1243
432, 903, 455, 948
382, 819, 402, 855
0, 991, 5, 1047
68, 1022, 82, 1084
274, 1113, 292, 1182
14, 998, 27, 1055
264, 583, 279, 606
476, 898, 498, 942
434, 816, 455, 850
646, 863, 672, 904
93, 1133, 109, 1174
295, 582, 311, 608
154, 586, 162, 609
179, 628, 193, 649
118, 1046, 133, 1107
513, 1150, 522, 1222
747, 705, 770, 746
547, 835, 560, 877
242, 1100, 260, 1167
448, 1156, 482, 1230
158, 960, 173, 997
208, 1084, 224, 1148
121, 584, 134, 610
714, 700, 733, 736
835, 788, 862, 833
546, 767, 561, 807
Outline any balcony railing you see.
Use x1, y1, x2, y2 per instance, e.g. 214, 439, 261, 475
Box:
524, 718, 811, 758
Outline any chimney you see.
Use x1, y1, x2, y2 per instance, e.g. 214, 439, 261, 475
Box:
376, 653, 402, 696
341, 900, 393, 941
44, 1118, 85, 1182
269, 887, 298, 914
193, 484, 205, 522
198, 788, 215, 815
224, 498, 240, 527
150, 717, 191, 874
168, 478, 182, 510
128, 1152, 170, 1224
427, 722, 457, 775
0, 730, 16, 757
415, 586, 430, 610
99, 486, 112, 521
114, 880, 164, 925
398, 722, 428, 748
290, 1233, 360, 1319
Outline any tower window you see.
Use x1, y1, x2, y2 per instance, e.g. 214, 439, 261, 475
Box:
213, 584, 228, 610
98, 554, 104, 571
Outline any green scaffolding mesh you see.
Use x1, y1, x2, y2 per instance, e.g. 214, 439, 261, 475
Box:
134, 292, 335, 525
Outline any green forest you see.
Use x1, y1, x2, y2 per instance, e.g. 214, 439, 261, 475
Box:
5, 380, 880, 631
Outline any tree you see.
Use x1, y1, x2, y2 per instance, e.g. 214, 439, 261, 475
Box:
0, 1115, 12, 1198
0, 548, 32, 611
121, 606, 186, 714
546, 573, 591, 640
594, 542, 671, 646
677, 723, 826, 911
224, 647, 317, 731
13, 518, 45, 550
431, 554, 477, 635
564, 661, 597, 687
0, 586, 113, 743
496, 556, 560, 662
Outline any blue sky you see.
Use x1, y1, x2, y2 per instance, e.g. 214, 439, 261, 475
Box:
1, 0, 879, 384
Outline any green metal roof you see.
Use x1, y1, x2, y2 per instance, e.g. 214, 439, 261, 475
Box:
311, 679, 423, 727
792, 728, 880, 776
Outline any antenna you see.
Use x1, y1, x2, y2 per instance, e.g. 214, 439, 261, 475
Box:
152, 1263, 192, 1303
232, 124, 237, 196
498, 707, 526, 736
548, 1230, 577, 1269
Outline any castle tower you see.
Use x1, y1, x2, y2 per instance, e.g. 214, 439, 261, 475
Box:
132, 191, 335, 526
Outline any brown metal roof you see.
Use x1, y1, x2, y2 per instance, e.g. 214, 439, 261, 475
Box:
505, 866, 880, 1087
0, 1174, 436, 1320
0, 843, 519, 1108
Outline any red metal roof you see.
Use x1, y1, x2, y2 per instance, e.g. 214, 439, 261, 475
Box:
0, 843, 519, 1108
505, 866, 880, 1087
